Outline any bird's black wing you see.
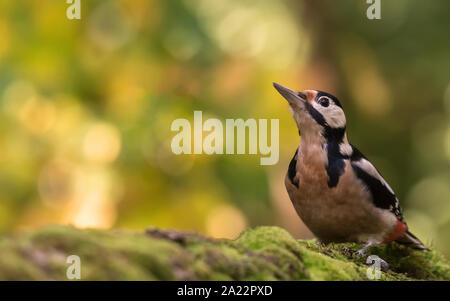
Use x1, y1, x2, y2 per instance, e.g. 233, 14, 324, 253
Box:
287, 148, 299, 188
349, 145, 405, 222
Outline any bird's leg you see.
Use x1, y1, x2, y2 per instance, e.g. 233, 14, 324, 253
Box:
355, 242, 373, 257
355, 242, 389, 271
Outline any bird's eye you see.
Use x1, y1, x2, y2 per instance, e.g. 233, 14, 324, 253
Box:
318, 97, 329, 107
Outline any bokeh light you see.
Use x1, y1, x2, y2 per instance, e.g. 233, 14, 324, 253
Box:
82, 122, 121, 164
206, 204, 248, 239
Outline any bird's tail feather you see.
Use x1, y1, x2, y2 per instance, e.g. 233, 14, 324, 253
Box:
395, 231, 429, 251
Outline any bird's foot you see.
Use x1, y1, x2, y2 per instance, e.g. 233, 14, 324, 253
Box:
354, 242, 373, 257
355, 249, 367, 257
354, 243, 389, 271
315, 240, 327, 248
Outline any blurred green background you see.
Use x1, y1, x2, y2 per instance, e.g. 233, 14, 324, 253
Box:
0, 0, 449, 257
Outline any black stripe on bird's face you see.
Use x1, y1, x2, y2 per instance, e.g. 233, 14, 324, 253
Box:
304, 101, 346, 141
304, 101, 348, 188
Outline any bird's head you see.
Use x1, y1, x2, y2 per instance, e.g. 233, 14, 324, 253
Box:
273, 83, 346, 141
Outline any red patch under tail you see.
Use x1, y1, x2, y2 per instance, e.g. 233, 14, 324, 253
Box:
384, 220, 407, 243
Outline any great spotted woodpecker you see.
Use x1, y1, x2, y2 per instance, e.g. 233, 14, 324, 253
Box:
273, 83, 427, 258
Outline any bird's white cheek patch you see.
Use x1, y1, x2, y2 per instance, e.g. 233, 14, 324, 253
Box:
311, 102, 346, 128
324, 108, 346, 128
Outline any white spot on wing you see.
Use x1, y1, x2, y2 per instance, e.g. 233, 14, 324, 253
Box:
339, 143, 353, 157
353, 159, 395, 195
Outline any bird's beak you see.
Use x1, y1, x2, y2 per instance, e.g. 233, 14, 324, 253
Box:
273, 82, 306, 105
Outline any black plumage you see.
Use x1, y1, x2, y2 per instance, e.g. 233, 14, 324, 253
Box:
349, 145, 405, 222
325, 141, 346, 188
288, 149, 299, 188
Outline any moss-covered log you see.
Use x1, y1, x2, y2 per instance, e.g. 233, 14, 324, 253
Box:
0, 225, 448, 280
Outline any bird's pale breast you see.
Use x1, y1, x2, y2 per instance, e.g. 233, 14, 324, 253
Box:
285, 143, 396, 244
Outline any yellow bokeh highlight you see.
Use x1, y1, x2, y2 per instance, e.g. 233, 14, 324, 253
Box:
65, 168, 118, 229
83, 123, 121, 164
338, 35, 391, 116
18, 97, 56, 135
206, 204, 248, 239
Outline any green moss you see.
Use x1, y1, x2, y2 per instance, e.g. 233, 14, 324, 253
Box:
0, 225, 448, 280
